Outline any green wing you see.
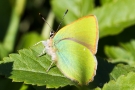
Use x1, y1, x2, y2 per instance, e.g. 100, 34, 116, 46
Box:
54, 15, 98, 54
55, 40, 97, 85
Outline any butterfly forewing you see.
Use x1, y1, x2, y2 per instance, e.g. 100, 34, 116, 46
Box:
53, 15, 98, 54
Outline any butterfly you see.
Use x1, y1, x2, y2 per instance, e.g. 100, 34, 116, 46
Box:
36, 12, 98, 85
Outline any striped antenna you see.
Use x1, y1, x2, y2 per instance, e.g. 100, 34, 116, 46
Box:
39, 9, 68, 37
56, 9, 68, 32
39, 13, 54, 32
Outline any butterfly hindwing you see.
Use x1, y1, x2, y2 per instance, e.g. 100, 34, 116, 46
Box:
55, 40, 97, 85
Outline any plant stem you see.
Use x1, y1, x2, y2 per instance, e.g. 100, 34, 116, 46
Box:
3, 0, 26, 52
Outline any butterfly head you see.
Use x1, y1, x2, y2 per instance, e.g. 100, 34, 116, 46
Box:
50, 31, 55, 38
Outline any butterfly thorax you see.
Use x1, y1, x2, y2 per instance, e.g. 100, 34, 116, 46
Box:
43, 38, 57, 61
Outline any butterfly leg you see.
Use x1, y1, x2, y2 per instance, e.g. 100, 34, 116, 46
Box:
38, 48, 46, 57
46, 61, 55, 72
33, 41, 47, 56
33, 41, 46, 46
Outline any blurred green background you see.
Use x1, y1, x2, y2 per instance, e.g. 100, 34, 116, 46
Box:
0, 0, 135, 90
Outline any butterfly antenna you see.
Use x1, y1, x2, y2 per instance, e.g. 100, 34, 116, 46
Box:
56, 9, 68, 32
39, 13, 54, 31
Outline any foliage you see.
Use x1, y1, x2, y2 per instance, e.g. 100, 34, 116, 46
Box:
0, 0, 135, 90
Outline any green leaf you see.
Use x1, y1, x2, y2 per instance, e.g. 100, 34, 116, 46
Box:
50, 0, 94, 24
92, 0, 135, 38
109, 64, 135, 81
0, 44, 75, 88
120, 40, 135, 59
104, 40, 135, 66
102, 72, 135, 90
104, 46, 133, 64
